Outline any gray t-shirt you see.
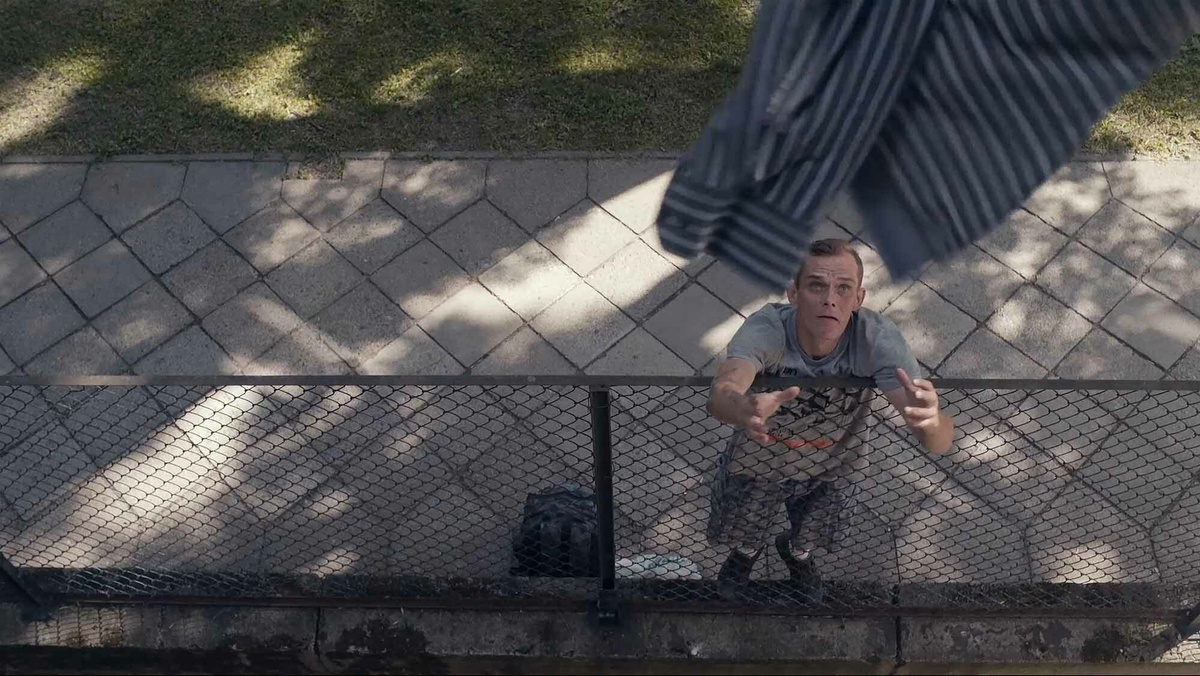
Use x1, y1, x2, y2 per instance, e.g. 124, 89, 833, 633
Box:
721, 303, 921, 482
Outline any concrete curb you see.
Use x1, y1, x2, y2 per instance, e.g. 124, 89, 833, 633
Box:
2, 603, 1197, 673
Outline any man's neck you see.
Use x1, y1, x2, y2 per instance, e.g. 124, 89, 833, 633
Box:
794, 318, 844, 360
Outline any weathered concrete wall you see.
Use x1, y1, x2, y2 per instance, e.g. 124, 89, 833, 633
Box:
1, 602, 1198, 673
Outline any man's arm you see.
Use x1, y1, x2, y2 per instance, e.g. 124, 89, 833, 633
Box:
883, 368, 954, 456
708, 358, 800, 444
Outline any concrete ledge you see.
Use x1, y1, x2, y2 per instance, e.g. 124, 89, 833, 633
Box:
319, 607, 894, 667
3, 602, 1199, 673
902, 617, 1198, 665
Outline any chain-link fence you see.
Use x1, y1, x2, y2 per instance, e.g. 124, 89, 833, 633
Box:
1, 376, 1199, 625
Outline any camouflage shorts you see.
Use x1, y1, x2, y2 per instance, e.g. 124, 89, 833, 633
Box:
707, 461, 858, 553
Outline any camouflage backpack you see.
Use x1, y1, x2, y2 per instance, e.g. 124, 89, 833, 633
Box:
510, 483, 599, 578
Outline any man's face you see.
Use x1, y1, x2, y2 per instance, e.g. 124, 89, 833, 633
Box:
786, 252, 865, 342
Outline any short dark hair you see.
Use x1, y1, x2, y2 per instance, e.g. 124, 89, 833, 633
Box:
794, 238, 864, 286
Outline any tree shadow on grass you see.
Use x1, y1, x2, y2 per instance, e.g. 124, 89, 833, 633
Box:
0, 0, 753, 156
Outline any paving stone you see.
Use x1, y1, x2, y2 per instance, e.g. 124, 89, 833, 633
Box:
23, 326, 126, 375
938, 328, 1046, 378
1076, 422, 1190, 530
17, 201, 112, 275
243, 325, 351, 375
460, 422, 592, 532
918, 245, 1023, 321
587, 239, 688, 321
987, 285, 1091, 370
264, 240, 363, 318
371, 239, 470, 320
382, 160, 485, 232
223, 201, 320, 273
302, 283, 408, 369
281, 159, 383, 232
134, 326, 238, 375
853, 239, 886, 278
478, 241, 580, 321
537, 200, 635, 276
884, 283, 977, 368
0, 348, 12, 375
860, 264, 916, 313
181, 161, 285, 233
81, 161, 186, 233
1106, 160, 1200, 233
1055, 328, 1163, 380
54, 239, 151, 317
1101, 283, 1200, 369
0, 238, 47, 308
93, 281, 193, 362
357, 326, 464, 375
0, 163, 87, 233
201, 282, 304, 366
697, 260, 787, 317
1183, 214, 1200, 249
1075, 200, 1173, 277
897, 481, 1029, 584
391, 481, 512, 578
640, 229, 713, 277
0, 421, 98, 523
643, 284, 744, 370
472, 326, 577, 376
1144, 240, 1200, 318
532, 282, 635, 367
121, 201, 216, 274
1000, 388, 1118, 471
324, 199, 423, 274
417, 283, 522, 366
1171, 344, 1200, 380
0, 283, 85, 364
1154, 485, 1200, 585
160, 240, 258, 317
975, 209, 1067, 279
1021, 162, 1110, 235
429, 200, 527, 276
1036, 241, 1137, 322
1027, 482, 1156, 583
939, 409, 1074, 526
486, 159, 587, 232
824, 190, 864, 235
611, 427, 706, 528
0, 222, 7, 243
585, 328, 693, 376
588, 159, 675, 234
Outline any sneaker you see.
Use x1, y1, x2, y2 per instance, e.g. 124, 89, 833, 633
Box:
717, 547, 762, 598
775, 534, 824, 604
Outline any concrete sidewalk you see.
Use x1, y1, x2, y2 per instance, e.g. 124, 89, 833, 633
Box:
1, 154, 1199, 380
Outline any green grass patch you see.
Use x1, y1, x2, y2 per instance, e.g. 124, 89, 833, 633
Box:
0, 1, 1195, 157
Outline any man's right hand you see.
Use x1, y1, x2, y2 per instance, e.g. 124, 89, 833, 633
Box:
738, 387, 801, 444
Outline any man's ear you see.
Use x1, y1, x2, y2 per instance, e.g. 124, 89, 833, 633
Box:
786, 281, 798, 304
854, 286, 866, 310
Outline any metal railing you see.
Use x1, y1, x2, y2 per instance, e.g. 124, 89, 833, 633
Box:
0, 375, 1198, 636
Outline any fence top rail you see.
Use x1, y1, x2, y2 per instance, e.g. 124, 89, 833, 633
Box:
2, 374, 1200, 391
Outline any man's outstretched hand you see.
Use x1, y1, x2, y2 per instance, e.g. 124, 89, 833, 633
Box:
739, 386, 801, 444
895, 368, 941, 430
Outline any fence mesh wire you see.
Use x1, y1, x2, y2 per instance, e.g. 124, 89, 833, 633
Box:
1, 379, 1198, 616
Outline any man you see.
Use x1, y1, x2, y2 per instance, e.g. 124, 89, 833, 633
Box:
706, 238, 954, 599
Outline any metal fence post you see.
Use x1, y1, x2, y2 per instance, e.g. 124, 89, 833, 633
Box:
589, 386, 619, 627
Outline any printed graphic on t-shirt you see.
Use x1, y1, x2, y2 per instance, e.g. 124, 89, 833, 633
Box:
727, 385, 873, 482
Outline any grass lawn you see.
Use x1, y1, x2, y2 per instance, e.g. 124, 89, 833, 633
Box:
0, 0, 1196, 157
